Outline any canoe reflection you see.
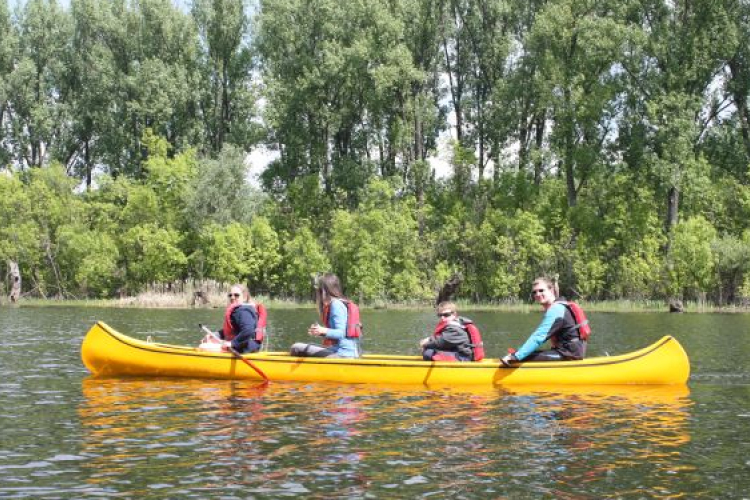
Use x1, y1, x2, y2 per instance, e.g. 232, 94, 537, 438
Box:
79, 379, 692, 496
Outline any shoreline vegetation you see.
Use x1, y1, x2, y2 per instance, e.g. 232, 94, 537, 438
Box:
4, 293, 750, 314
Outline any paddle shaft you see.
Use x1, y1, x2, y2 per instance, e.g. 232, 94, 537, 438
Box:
199, 324, 269, 381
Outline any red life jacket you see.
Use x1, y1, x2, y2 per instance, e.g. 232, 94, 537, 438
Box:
254, 303, 267, 342
222, 303, 264, 342
462, 319, 485, 361
321, 299, 362, 346
558, 301, 591, 341
433, 317, 485, 361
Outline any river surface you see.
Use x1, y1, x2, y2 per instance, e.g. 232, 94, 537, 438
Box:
0, 306, 749, 499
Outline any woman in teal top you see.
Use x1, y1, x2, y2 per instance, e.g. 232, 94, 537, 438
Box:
290, 273, 361, 358
501, 277, 587, 365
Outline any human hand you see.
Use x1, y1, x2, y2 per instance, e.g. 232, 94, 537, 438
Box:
500, 353, 517, 367
419, 337, 429, 348
308, 323, 326, 337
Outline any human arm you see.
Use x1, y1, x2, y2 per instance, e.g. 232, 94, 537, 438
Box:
308, 299, 348, 339
227, 306, 258, 352
421, 322, 467, 351
323, 299, 348, 339
513, 304, 566, 361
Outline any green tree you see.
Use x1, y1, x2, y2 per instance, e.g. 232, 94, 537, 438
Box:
280, 225, 330, 299
121, 223, 188, 289
0, 174, 41, 295
192, 0, 260, 153
622, 0, 737, 240
669, 216, 717, 300
0, 0, 16, 167
185, 144, 264, 229
56, 224, 120, 297
195, 222, 254, 284
24, 165, 87, 297
6, 0, 71, 168
246, 216, 281, 294
93, 0, 201, 176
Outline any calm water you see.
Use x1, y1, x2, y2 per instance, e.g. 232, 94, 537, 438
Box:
1, 306, 749, 499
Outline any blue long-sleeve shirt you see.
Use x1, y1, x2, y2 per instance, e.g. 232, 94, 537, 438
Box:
514, 303, 567, 360
324, 299, 360, 358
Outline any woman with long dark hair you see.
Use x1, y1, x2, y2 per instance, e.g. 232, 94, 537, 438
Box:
290, 273, 361, 358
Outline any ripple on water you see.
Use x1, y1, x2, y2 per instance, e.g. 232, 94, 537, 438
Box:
3, 307, 750, 498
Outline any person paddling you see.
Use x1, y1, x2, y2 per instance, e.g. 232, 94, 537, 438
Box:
290, 273, 362, 358
501, 277, 589, 366
200, 284, 262, 354
420, 301, 485, 362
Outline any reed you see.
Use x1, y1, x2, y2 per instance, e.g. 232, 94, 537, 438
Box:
7, 294, 750, 313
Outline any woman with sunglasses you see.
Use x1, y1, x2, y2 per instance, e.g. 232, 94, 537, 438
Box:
501, 277, 587, 366
420, 302, 476, 361
202, 284, 262, 354
290, 273, 361, 358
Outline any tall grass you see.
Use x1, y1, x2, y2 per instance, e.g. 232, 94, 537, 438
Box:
6, 294, 750, 313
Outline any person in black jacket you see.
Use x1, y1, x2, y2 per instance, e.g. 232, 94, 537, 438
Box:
201, 284, 261, 354
420, 301, 473, 361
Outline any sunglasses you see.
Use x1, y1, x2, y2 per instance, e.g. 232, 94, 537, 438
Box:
437, 312, 454, 318
532, 289, 546, 295
228, 293, 242, 298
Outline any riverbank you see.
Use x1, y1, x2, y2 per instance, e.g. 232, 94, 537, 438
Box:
4, 293, 750, 313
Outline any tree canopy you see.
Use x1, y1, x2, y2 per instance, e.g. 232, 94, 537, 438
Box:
1, 0, 749, 304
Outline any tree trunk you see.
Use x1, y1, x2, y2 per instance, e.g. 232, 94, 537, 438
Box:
666, 185, 679, 235
533, 112, 545, 186
9, 260, 21, 303
728, 58, 750, 160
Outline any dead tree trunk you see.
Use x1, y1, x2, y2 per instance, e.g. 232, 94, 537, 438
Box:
436, 273, 463, 306
9, 260, 21, 303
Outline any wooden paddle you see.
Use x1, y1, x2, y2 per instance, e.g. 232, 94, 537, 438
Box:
199, 324, 269, 381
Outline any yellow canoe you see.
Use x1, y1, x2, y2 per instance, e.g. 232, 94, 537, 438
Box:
81, 321, 690, 386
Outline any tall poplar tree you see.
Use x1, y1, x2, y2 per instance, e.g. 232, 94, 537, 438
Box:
6, 0, 71, 168
193, 0, 259, 154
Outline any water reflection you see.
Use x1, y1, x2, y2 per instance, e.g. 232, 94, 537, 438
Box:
78, 379, 693, 498
498, 385, 693, 498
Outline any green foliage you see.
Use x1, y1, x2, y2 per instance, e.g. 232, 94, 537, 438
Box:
328, 178, 429, 301
185, 144, 263, 229
195, 222, 255, 284
56, 225, 120, 297
121, 224, 188, 289
246, 216, 282, 294
0, 174, 40, 264
193, 218, 281, 291
668, 216, 718, 300
711, 231, 750, 304
478, 209, 555, 300
280, 226, 331, 299
609, 234, 664, 300
2, 0, 750, 305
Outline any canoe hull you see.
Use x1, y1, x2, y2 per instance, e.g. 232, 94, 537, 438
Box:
81, 321, 690, 386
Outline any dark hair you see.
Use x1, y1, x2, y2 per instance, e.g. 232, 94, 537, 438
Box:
314, 273, 345, 314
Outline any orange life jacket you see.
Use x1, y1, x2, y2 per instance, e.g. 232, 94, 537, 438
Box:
222, 303, 264, 342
